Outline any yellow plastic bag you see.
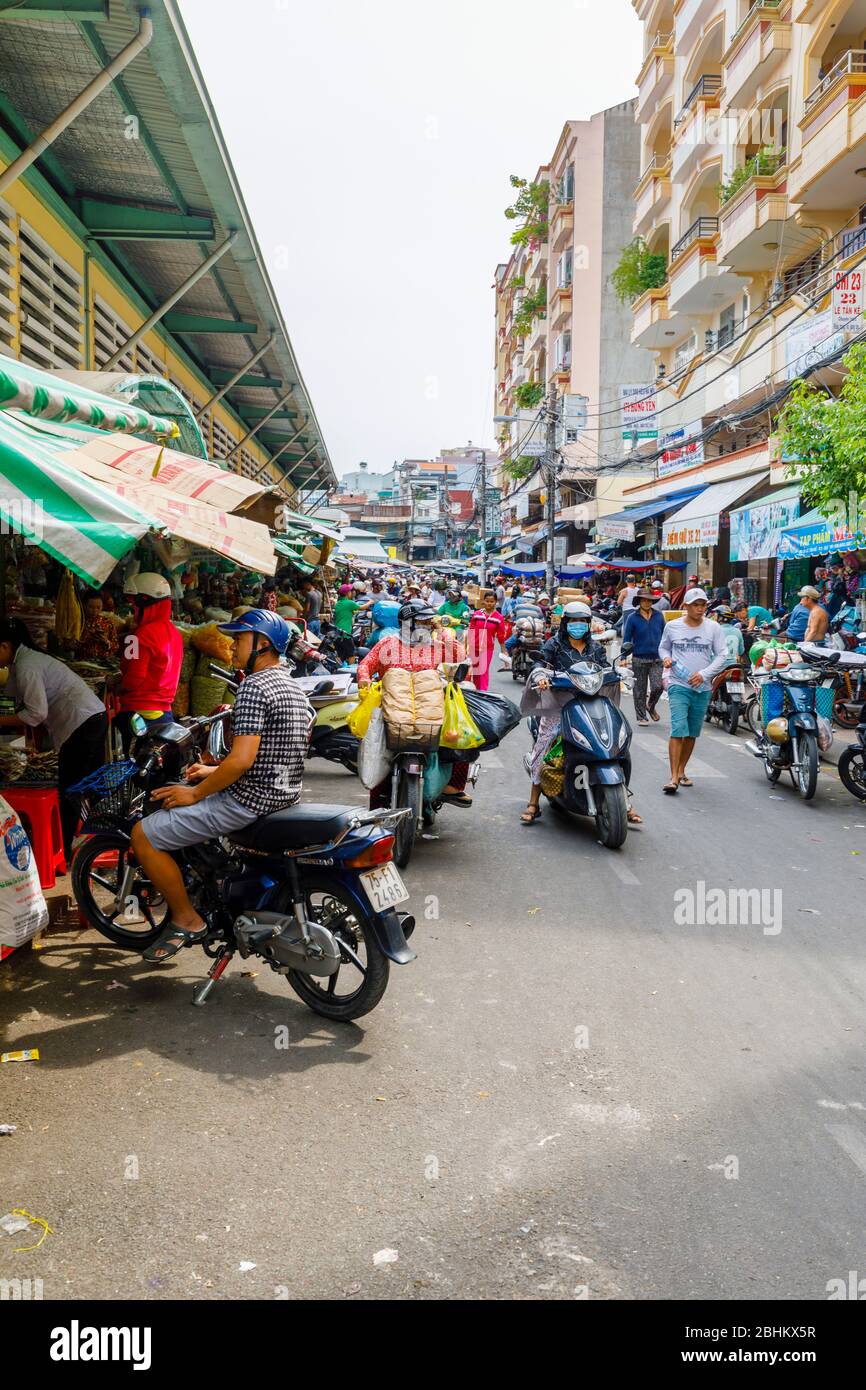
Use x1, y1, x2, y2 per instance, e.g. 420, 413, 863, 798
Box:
347, 680, 382, 738
440, 682, 484, 750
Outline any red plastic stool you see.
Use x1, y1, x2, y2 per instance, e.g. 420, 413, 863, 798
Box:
1, 787, 66, 889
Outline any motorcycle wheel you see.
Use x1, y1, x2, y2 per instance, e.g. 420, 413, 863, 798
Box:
746, 697, 763, 738
833, 692, 861, 730
282, 876, 390, 1021
71, 832, 169, 950
839, 747, 866, 801
797, 733, 819, 801
393, 771, 422, 869
725, 700, 740, 736
594, 783, 628, 850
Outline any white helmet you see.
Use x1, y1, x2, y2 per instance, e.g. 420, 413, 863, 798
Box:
563, 601, 592, 620
133, 572, 171, 601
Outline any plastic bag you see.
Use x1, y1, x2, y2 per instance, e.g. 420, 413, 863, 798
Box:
440, 682, 484, 750
817, 714, 834, 753
462, 688, 521, 750
347, 680, 382, 739
358, 708, 393, 790
0, 795, 49, 949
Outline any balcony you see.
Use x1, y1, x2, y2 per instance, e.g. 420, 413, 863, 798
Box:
527, 241, 548, 285
669, 216, 746, 313
550, 199, 574, 252
552, 353, 572, 381
675, 0, 724, 61
633, 157, 673, 236
528, 314, 547, 355
723, 2, 790, 110
793, 51, 866, 208
718, 157, 789, 271
631, 285, 685, 349
550, 280, 573, 328
636, 32, 674, 123
671, 75, 723, 183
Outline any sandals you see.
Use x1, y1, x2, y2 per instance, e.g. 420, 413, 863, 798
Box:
662, 780, 679, 795
143, 921, 208, 963
650, 711, 661, 723
678, 776, 693, 787
440, 791, 473, 808
521, 806, 543, 825
627, 807, 643, 825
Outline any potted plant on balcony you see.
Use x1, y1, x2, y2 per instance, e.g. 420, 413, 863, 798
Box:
611, 237, 668, 304
514, 381, 544, 409
718, 147, 785, 205
505, 174, 550, 250
511, 281, 548, 339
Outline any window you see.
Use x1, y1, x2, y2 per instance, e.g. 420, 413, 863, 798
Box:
675, 334, 697, 374
211, 417, 237, 461
136, 341, 166, 378
558, 163, 575, 203
18, 221, 83, 370
782, 247, 822, 298
718, 303, 737, 348
554, 331, 572, 369
557, 248, 573, 289
0, 199, 16, 356
93, 295, 134, 371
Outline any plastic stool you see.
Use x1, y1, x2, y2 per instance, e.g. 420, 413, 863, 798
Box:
1, 786, 66, 889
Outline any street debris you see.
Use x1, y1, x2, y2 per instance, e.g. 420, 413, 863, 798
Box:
373, 1248, 399, 1266
1, 1048, 40, 1063
238, 1261, 257, 1272
0, 1124, 17, 1136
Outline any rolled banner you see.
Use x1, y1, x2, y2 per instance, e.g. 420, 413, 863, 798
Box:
0, 362, 179, 439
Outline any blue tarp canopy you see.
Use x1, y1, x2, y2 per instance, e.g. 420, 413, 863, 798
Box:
500, 563, 596, 579
595, 486, 707, 541
778, 507, 864, 559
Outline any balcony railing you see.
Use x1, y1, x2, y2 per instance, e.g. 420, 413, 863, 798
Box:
730, 0, 783, 50
837, 222, 866, 257
644, 29, 673, 57
671, 216, 719, 262
674, 74, 722, 128
804, 50, 866, 117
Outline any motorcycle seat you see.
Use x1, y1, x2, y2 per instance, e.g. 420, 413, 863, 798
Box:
230, 803, 357, 850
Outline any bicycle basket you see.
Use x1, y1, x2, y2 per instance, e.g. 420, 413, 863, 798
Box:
69, 760, 140, 829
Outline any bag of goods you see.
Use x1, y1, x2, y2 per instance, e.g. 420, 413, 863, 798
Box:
173, 681, 190, 718
191, 623, 234, 664
381, 668, 444, 749
347, 680, 382, 738
461, 688, 521, 751
179, 646, 198, 684
0, 794, 49, 949
190, 674, 234, 716
358, 708, 393, 790
55, 569, 83, 646
440, 682, 484, 750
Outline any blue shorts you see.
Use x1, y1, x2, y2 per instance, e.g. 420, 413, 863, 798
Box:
138, 789, 260, 852
668, 683, 711, 739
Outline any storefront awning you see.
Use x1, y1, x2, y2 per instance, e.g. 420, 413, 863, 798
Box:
662, 475, 766, 549
0, 358, 178, 440
595, 486, 707, 542
779, 506, 865, 559
333, 527, 389, 562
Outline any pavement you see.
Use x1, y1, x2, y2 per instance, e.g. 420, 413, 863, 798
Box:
1, 665, 865, 1301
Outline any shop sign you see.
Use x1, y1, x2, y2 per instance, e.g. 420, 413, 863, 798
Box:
658, 423, 704, 479
662, 512, 719, 549
620, 385, 658, 441
729, 495, 801, 561
832, 268, 864, 335
779, 518, 865, 559
785, 308, 846, 381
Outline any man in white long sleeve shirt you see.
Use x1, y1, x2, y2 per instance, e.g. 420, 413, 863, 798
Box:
658, 588, 729, 793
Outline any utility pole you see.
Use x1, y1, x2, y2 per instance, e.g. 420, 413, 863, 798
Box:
478, 449, 488, 588
408, 486, 416, 565
441, 460, 451, 560
545, 384, 560, 596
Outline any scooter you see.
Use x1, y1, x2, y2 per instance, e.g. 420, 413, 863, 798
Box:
705, 663, 746, 735
745, 649, 840, 800
210, 664, 361, 775
531, 646, 632, 849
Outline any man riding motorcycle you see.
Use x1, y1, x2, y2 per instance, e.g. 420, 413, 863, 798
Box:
357, 600, 473, 807
129, 610, 309, 963
521, 602, 641, 827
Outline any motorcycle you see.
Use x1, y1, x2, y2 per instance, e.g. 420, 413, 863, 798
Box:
529, 646, 632, 850
838, 706, 866, 802
70, 706, 415, 1021
826, 615, 866, 728
745, 649, 840, 800
705, 663, 746, 735
511, 634, 533, 684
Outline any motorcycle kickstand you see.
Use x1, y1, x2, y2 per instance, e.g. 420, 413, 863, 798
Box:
192, 948, 234, 1008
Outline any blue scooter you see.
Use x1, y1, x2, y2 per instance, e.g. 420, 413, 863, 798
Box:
531, 648, 633, 849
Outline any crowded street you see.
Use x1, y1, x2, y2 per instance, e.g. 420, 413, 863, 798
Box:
4, 656, 865, 1302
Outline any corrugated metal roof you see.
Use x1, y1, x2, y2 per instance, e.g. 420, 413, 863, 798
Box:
0, 0, 333, 490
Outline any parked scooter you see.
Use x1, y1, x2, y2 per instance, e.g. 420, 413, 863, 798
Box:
530, 645, 632, 849
705, 662, 747, 735
211, 663, 362, 775
745, 649, 840, 800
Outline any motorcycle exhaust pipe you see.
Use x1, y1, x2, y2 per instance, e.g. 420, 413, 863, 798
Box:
744, 740, 763, 758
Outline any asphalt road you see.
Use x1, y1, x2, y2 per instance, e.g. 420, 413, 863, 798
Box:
2, 665, 865, 1301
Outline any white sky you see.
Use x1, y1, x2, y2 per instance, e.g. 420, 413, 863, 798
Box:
178, 0, 642, 477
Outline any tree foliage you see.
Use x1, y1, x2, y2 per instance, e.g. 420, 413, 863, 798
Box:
514, 381, 544, 409
776, 341, 866, 514
503, 455, 536, 482
504, 175, 550, 248
610, 237, 668, 304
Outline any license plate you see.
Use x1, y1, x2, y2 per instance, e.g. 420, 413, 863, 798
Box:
360, 863, 409, 913
728, 683, 745, 695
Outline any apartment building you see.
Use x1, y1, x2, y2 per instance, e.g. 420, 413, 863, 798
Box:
621, 0, 866, 597
494, 107, 654, 567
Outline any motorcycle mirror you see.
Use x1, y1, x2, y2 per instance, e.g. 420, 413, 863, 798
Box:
207, 718, 231, 763
130, 713, 148, 738
620, 642, 634, 657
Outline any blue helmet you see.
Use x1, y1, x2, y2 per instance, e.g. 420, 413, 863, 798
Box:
218, 609, 290, 655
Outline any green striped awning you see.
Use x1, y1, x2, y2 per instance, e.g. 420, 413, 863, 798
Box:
0, 410, 156, 586
0, 359, 179, 439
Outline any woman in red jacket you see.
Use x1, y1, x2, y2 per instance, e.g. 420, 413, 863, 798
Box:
467, 591, 507, 691
116, 573, 183, 752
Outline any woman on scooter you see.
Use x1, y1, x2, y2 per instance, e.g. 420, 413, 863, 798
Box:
520, 602, 641, 827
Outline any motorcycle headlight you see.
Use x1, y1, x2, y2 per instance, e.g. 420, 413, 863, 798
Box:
765, 718, 789, 744
570, 669, 604, 696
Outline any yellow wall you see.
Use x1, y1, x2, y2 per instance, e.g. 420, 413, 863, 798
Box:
0, 156, 288, 492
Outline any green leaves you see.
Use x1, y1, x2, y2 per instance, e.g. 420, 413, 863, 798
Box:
610, 237, 668, 304
505, 175, 550, 248
512, 281, 547, 339
777, 342, 866, 512
514, 382, 544, 409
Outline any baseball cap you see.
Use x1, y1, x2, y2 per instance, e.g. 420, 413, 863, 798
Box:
683, 587, 709, 604
798, 585, 821, 599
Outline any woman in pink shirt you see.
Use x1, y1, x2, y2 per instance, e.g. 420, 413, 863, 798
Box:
467, 592, 506, 691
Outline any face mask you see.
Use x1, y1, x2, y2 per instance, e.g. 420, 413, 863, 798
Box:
567, 622, 590, 639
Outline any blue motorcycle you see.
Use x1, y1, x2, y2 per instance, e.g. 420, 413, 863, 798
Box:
531, 651, 632, 849
745, 649, 841, 801
69, 707, 415, 1020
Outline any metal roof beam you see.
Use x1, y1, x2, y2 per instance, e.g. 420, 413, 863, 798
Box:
163, 312, 257, 334
0, 2, 109, 18
196, 335, 275, 416
208, 370, 282, 389
225, 387, 298, 460
238, 407, 298, 421
105, 231, 237, 368
79, 198, 215, 241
